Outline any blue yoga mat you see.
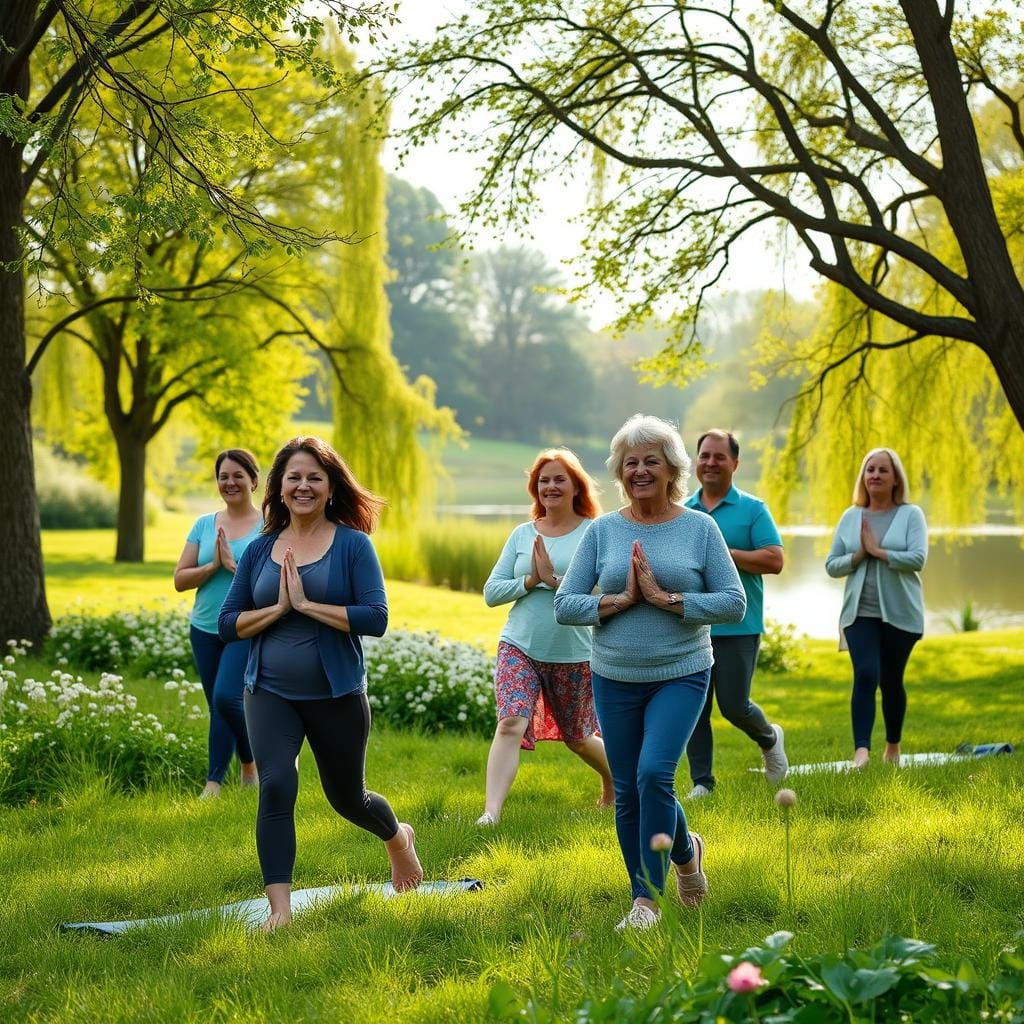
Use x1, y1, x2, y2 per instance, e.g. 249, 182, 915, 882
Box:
61, 878, 484, 935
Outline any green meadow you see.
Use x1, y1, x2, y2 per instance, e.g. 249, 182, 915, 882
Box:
2, 527, 1023, 1022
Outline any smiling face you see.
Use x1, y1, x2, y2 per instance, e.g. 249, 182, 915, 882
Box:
695, 434, 738, 494
281, 450, 331, 521
535, 459, 578, 515
217, 457, 256, 507
862, 452, 896, 504
621, 444, 672, 504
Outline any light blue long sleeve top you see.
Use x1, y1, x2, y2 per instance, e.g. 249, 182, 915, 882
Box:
554, 509, 746, 682
825, 503, 928, 636
483, 520, 592, 663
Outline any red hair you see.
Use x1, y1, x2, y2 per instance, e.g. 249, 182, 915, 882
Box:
526, 448, 601, 521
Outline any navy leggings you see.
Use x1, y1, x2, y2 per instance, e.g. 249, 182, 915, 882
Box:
844, 617, 921, 749
244, 687, 400, 885
189, 625, 253, 783
592, 668, 710, 900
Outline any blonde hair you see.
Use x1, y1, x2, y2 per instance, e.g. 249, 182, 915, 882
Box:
852, 447, 910, 506
606, 414, 691, 503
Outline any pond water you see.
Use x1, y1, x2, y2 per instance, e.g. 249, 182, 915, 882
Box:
441, 507, 1024, 638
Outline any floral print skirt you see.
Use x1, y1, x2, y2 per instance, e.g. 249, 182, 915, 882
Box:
494, 641, 599, 750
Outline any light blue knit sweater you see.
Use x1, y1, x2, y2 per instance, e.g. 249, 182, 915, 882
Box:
554, 509, 746, 682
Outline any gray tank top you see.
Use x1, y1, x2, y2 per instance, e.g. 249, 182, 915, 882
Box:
253, 551, 333, 700
857, 508, 898, 619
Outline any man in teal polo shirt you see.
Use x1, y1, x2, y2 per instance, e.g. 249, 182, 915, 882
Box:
683, 429, 789, 795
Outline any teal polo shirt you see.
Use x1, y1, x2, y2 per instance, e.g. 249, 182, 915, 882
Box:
684, 484, 782, 636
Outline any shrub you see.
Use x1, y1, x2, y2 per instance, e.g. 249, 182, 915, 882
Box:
48, 608, 192, 676
364, 630, 495, 735
0, 641, 205, 805
758, 619, 807, 674
489, 931, 1024, 1023
35, 446, 118, 529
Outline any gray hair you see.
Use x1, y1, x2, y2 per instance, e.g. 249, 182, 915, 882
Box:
606, 414, 691, 503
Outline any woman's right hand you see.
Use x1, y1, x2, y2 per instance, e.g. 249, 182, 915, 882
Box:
277, 551, 292, 613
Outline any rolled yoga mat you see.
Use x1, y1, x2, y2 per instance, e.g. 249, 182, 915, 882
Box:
61, 878, 484, 935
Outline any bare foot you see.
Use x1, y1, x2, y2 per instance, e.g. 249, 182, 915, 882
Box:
851, 747, 870, 770
883, 743, 901, 765
261, 911, 291, 933
199, 781, 222, 799
386, 822, 423, 892
240, 762, 258, 787
596, 791, 615, 809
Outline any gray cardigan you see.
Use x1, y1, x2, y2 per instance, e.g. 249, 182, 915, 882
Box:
825, 503, 928, 638
554, 509, 745, 682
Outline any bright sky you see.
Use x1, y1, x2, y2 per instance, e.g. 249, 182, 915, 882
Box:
367, 3, 815, 327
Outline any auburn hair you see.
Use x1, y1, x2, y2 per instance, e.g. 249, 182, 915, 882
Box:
526, 448, 601, 520
262, 436, 385, 535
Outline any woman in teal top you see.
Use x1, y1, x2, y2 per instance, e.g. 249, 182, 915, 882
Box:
826, 447, 927, 769
174, 449, 263, 797
477, 448, 613, 825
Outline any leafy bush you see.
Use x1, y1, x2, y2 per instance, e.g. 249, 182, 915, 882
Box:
0, 642, 205, 805
364, 630, 495, 734
490, 931, 1024, 1023
48, 608, 193, 676
35, 446, 117, 529
758, 619, 807, 674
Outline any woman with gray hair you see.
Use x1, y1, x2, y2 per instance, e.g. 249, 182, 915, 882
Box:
826, 447, 927, 769
555, 414, 746, 931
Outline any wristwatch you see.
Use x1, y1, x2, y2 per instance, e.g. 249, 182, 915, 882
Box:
552, 574, 562, 586
665, 592, 682, 605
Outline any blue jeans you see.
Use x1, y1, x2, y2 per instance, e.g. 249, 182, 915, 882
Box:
592, 668, 710, 900
190, 625, 253, 783
843, 617, 920, 750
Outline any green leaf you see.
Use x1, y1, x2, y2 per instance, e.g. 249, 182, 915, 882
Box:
487, 980, 522, 1019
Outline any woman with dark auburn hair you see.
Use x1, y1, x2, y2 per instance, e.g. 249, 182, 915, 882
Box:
219, 436, 422, 930
174, 449, 262, 798
477, 448, 613, 826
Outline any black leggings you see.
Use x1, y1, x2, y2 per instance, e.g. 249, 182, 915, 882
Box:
844, 617, 921, 750
244, 687, 400, 885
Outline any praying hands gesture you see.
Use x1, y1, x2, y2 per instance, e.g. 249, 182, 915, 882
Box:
531, 535, 558, 589
632, 540, 682, 613
281, 548, 310, 613
216, 525, 237, 573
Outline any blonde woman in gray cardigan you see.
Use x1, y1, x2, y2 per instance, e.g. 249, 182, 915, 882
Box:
826, 448, 927, 769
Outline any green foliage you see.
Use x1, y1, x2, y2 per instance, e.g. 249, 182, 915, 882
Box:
34, 445, 117, 529
758, 620, 807, 675
943, 599, 985, 634
0, 643, 204, 806
364, 630, 495, 734
490, 931, 1024, 1023
47, 609, 192, 677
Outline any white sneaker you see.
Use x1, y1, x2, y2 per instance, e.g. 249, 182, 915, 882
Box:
762, 724, 789, 783
685, 784, 712, 800
475, 812, 498, 826
615, 903, 660, 932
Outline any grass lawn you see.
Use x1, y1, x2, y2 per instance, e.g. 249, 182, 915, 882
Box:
7, 528, 1022, 1021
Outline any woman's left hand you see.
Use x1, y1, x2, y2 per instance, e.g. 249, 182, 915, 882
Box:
633, 540, 672, 606
282, 548, 309, 613
216, 526, 237, 573
860, 517, 886, 560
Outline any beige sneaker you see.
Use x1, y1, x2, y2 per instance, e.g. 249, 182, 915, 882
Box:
675, 831, 708, 908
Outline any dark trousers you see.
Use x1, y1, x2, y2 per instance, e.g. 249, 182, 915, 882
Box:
190, 625, 253, 783
844, 617, 921, 749
592, 668, 709, 901
244, 687, 400, 885
686, 634, 775, 790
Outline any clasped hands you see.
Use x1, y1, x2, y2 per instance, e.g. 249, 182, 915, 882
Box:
530, 535, 559, 589
209, 525, 237, 573
275, 547, 310, 615
854, 518, 886, 565
611, 540, 678, 612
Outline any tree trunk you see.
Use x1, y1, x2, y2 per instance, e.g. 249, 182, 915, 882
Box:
0, 3, 52, 645
113, 427, 147, 562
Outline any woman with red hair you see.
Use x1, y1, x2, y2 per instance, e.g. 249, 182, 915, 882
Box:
476, 448, 613, 825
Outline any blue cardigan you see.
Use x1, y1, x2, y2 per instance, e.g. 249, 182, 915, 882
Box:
218, 527, 388, 697
825, 504, 927, 638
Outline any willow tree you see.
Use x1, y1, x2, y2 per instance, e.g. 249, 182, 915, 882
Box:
1, 1, 395, 643
380, 0, 1024, 512
328, 81, 460, 522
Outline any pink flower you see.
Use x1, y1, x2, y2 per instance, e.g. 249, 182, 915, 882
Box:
649, 832, 673, 851
727, 962, 765, 993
